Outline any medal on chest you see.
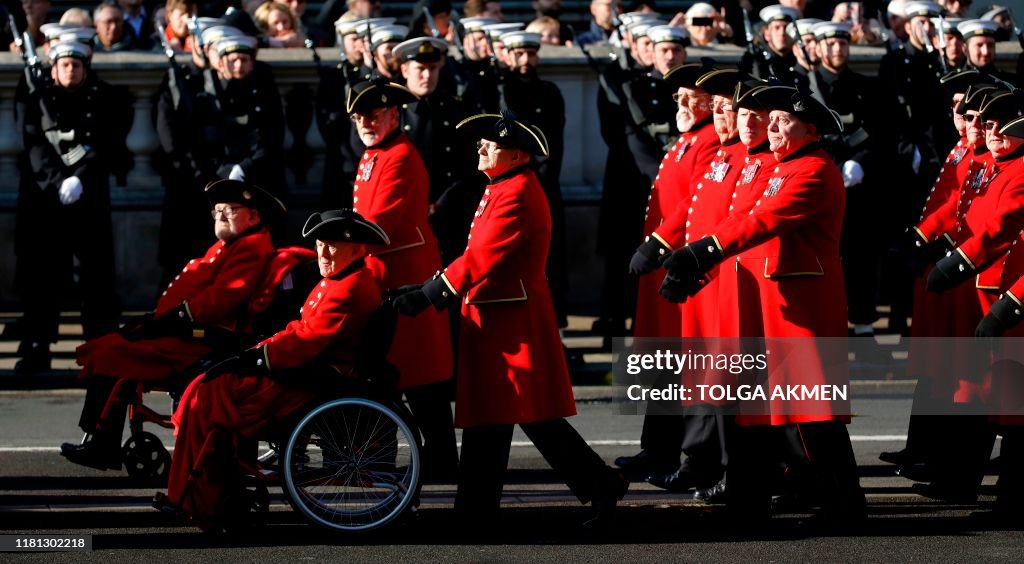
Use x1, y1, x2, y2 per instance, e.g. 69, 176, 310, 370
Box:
359, 155, 377, 182
475, 197, 489, 218
740, 159, 761, 185
970, 163, 996, 192
765, 175, 786, 197
675, 140, 690, 162
708, 157, 731, 183
951, 145, 968, 165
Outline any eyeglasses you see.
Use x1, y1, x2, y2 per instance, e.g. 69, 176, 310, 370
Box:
350, 108, 387, 124
211, 205, 248, 219
963, 113, 982, 124
985, 120, 1000, 131
476, 140, 503, 152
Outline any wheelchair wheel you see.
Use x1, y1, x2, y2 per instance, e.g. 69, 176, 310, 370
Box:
282, 398, 420, 532
122, 432, 171, 480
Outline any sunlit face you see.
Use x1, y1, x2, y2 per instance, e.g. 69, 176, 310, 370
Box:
537, 26, 560, 45
967, 36, 995, 68
768, 110, 817, 156
401, 59, 443, 97
712, 94, 738, 142
267, 9, 294, 38
687, 19, 716, 45
51, 57, 86, 89
476, 139, 524, 176
95, 6, 125, 48
373, 42, 400, 75
951, 93, 966, 136
905, 16, 934, 50
343, 33, 364, 64
965, 110, 984, 146
591, 0, 615, 29
738, 107, 770, 147
168, 6, 193, 39
945, 33, 964, 63
316, 239, 368, 277
764, 20, 792, 53
653, 42, 686, 75
219, 51, 254, 80
675, 87, 713, 132
211, 202, 260, 242
352, 106, 399, 146
797, 35, 818, 64
508, 47, 539, 74
463, 31, 492, 61
818, 36, 849, 72
635, 36, 654, 67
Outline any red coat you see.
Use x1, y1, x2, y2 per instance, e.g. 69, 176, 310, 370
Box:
655, 137, 748, 338
706, 143, 848, 424
634, 120, 720, 339
439, 166, 575, 428
167, 263, 381, 525
75, 228, 274, 382
353, 132, 453, 389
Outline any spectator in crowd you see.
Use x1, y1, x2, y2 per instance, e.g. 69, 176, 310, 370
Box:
629, 0, 656, 13
939, 0, 971, 17
684, 2, 733, 46
532, 0, 569, 43
93, 2, 137, 52
982, 5, 1013, 41
313, 0, 380, 43
283, 0, 330, 45
527, 15, 563, 45
779, 0, 806, 17
465, 0, 504, 21
119, 0, 154, 50
408, 0, 452, 41
575, 0, 619, 46
831, 2, 881, 45
254, 1, 305, 48
60, 7, 94, 27
17, 0, 54, 48
162, 0, 197, 51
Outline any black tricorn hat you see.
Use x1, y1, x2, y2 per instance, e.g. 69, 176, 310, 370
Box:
301, 209, 391, 245
956, 83, 999, 115
205, 179, 286, 216
748, 85, 843, 135
999, 114, 1024, 138
457, 111, 550, 156
664, 58, 717, 89
733, 78, 771, 109
696, 68, 751, 97
940, 68, 985, 95
980, 90, 1024, 123
346, 79, 419, 114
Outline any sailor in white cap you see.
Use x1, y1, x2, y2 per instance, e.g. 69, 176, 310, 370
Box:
935, 17, 966, 68
459, 16, 499, 61
740, 5, 799, 84
369, 24, 409, 80
482, 22, 525, 66
958, 19, 999, 72
628, 19, 665, 68
647, 25, 688, 76
788, 17, 822, 66
902, 1, 942, 54
885, 0, 911, 42
981, 5, 1014, 41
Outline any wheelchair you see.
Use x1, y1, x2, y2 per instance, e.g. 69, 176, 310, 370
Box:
191, 296, 424, 533
99, 246, 319, 481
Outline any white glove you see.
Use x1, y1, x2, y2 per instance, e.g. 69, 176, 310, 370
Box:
912, 146, 922, 175
229, 164, 245, 181
58, 176, 83, 205
841, 160, 865, 188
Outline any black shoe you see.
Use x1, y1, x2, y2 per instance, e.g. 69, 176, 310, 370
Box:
879, 448, 922, 466
694, 477, 727, 504
60, 435, 123, 471
647, 466, 698, 493
14, 345, 51, 375
614, 450, 677, 475
896, 463, 935, 483
912, 482, 978, 504
582, 468, 629, 531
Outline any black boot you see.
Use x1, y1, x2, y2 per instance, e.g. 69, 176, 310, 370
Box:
60, 433, 123, 471
14, 341, 51, 374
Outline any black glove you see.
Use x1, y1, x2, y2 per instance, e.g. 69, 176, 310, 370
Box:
663, 236, 724, 280
976, 294, 1024, 338
118, 313, 154, 340
899, 229, 951, 277
392, 286, 432, 317
659, 272, 708, 304
629, 236, 671, 275
383, 284, 424, 302
927, 250, 974, 293
202, 347, 268, 381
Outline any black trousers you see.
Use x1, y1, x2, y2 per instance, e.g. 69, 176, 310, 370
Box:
998, 427, 1024, 509
728, 421, 865, 519
680, 407, 733, 487
403, 380, 458, 481
455, 418, 608, 515
77, 375, 131, 444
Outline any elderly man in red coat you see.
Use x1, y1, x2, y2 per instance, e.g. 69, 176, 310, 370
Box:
60, 180, 281, 470
392, 112, 628, 528
347, 78, 458, 481
660, 86, 866, 528
157, 210, 389, 530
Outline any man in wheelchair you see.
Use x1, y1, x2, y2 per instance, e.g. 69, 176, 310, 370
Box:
60, 179, 283, 470
156, 210, 390, 530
